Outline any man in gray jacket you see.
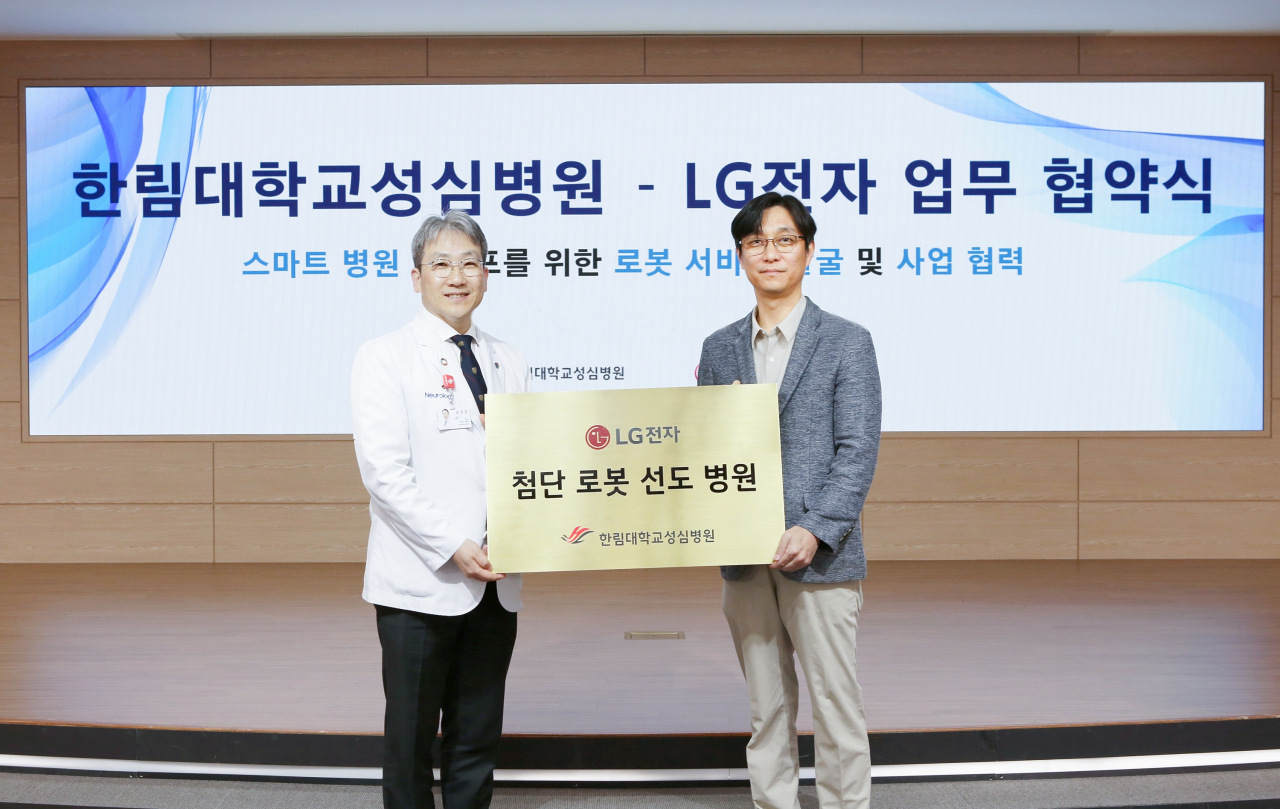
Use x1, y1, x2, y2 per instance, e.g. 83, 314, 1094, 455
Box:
698, 192, 882, 809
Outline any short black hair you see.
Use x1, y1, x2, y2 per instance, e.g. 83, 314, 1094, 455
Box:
730, 192, 817, 251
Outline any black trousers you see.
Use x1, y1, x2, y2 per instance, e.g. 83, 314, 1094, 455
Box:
376, 582, 518, 809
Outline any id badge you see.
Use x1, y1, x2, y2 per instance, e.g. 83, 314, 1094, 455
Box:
437, 407, 472, 431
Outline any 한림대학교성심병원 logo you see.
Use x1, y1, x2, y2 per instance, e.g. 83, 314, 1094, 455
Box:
561, 526, 593, 544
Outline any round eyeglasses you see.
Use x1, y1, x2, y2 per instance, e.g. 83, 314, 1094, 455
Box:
739, 234, 804, 256
423, 258, 485, 279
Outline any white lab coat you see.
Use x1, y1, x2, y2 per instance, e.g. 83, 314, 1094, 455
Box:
351, 305, 527, 616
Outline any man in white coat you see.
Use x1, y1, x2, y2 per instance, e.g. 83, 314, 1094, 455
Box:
351, 210, 529, 809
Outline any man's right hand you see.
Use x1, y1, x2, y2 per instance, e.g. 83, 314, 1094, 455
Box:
452, 539, 505, 582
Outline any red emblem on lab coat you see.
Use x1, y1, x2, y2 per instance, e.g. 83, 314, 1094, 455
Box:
442, 374, 456, 390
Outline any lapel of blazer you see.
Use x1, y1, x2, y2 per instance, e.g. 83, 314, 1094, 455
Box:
410, 310, 474, 395
410, 314, 447, 377
777, 299, 822, 414
734, 312, 757, 385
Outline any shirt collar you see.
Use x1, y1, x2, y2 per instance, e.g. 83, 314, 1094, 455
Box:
415, 304, 480, 346
752, 296, 807, 343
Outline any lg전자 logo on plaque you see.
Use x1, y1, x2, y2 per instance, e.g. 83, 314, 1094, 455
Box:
585, 425, 610, 450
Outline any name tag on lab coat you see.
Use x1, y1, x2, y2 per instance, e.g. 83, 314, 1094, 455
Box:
436, 407, 472, 431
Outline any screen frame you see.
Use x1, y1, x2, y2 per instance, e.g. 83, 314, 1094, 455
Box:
17, 74, 1272, 442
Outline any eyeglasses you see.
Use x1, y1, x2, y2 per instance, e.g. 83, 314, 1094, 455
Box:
422, 258, 485, 279
739, 234, 804, 256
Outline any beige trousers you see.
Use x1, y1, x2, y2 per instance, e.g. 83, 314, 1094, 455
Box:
723, 565, 869, 809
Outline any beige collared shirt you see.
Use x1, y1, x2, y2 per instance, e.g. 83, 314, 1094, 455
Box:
752, 296, 807, 385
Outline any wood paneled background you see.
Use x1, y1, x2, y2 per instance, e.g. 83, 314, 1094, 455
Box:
0, 36, 1274, 562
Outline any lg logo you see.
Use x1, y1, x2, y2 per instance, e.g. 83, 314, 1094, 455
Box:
585, 425, 611, 450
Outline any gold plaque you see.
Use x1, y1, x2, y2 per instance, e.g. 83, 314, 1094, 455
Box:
485, 385, 785, 573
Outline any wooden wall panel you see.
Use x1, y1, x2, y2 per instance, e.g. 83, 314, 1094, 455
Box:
1080, 438, 1280, 501
0, 40, 212, 97
1080, 501, 1280, 558
0, 96, 15, 198
869, 439, 1077, 502
0, 399, 15, 443
428, 36, 644, 77
0, 404, 212, 503
644, 36, 860, 76
0, 443, 212, 504
214, 441, 364, 503
0, 300, 17, 402
0, 199, 15, 300
215, 504, 368, 562
862, 36, 1078, 76
1079, 36, 1280, 77
0, 504, 212, 562
211, 38, 427, 79
862, 502, 1077, 560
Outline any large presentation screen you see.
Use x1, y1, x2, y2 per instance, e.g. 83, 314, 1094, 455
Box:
25, 82, 1265, 435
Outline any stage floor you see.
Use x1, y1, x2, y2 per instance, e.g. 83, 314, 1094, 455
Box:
1, 561, 1279, 736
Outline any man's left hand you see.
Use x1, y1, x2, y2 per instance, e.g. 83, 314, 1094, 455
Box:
771, 526, 819, 572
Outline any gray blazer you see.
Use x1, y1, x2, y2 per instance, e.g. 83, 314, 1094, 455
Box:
698, 298, 882, 584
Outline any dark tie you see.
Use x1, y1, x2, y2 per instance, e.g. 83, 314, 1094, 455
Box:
450, 334, 489, 414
